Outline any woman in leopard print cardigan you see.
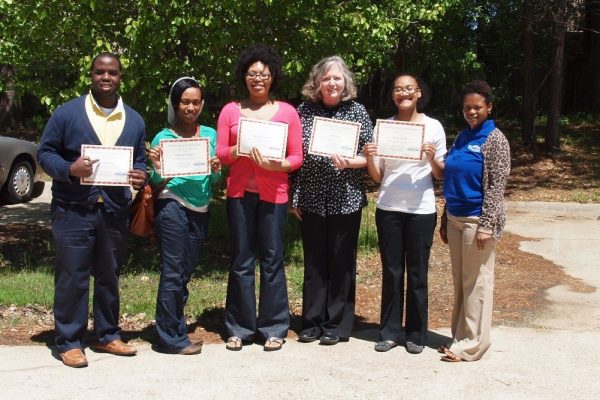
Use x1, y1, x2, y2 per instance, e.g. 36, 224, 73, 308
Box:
439, 80, 511, 362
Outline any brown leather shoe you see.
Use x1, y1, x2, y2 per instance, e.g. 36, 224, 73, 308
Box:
178, 342, 203, 355
192, 339, 204, 346
93, 339, 137, 356
60, 348, 88, 368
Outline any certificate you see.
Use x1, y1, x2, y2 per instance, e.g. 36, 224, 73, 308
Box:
236, 118, 288, 161
374, 119, 425, 160
308, 117, 361, 159
160, 138, 210, 177
81, 145, 133, 186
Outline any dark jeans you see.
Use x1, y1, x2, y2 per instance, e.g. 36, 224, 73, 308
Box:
51, 202, 127, 353
155, 199, 209, 352
224, 193, 289, 341
376, 208, 436, 345
299, 210, 362, 339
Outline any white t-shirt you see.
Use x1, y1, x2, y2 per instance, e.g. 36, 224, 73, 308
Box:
375, 114, 446, 214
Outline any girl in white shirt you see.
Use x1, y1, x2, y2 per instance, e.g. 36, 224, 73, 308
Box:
363, 73, 446, 353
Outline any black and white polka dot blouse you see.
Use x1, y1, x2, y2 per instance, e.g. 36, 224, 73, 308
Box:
291, 100, 374, 216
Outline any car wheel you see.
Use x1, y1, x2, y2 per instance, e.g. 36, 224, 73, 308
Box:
32, 181, 46, 199
3, 160, 34, 203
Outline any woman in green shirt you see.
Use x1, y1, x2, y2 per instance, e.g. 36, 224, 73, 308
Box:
149, 77, 221, 355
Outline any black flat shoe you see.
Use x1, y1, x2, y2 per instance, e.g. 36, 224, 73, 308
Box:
374, 340, 398, 352
319, 334, 340, 345
298, 332, 319, 343
406, 341, 424, 354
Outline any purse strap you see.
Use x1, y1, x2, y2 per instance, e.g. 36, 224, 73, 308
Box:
152, 178, 171, 197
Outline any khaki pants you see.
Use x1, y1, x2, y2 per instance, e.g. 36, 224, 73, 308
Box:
447, 214, 497, 361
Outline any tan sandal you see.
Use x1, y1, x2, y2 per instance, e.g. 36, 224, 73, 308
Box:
226, 336, 242, 351
438, 344, 450, 354
263, 337, 284, 352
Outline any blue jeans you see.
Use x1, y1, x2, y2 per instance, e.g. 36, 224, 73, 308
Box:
224, 192, 289, 341
155, 199, 209, 352
51, 202, 127, 353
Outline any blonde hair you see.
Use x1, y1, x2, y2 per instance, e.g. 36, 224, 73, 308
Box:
301, 56, 357, 103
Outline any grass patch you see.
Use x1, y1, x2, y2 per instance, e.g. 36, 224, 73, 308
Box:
0, 196, 380, 321
0, 270, 54, 306
567, 189, 600, 203
359, 200, 379, 254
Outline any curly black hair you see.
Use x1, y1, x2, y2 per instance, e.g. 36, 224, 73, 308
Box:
235, 43, 283, 93
392, 73, 431, 112
462, 80, 493, 104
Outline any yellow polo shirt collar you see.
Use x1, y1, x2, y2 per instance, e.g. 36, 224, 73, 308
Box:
85, 91, 126, 146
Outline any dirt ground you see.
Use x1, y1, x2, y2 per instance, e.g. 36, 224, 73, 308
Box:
0, 130, 598, 346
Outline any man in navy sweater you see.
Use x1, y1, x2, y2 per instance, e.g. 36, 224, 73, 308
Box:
37, 52, 147, 368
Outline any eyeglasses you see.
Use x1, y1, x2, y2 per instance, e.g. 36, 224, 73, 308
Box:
393, 86, 419, 94
245, 72, 271, 80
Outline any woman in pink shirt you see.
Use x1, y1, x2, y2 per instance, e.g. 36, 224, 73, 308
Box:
216, 44, 303, 352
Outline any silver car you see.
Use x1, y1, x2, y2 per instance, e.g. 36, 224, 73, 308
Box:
0, 135, 45, 203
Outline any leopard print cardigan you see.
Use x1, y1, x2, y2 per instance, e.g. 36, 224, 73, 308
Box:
478, 128, 511, 239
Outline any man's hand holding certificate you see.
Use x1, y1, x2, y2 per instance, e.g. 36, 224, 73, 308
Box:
308, 116, 361, 159
374, 119, 425, 160
160, 138, 210, 177
236, 117, 288, 161
80, 145, 133, 186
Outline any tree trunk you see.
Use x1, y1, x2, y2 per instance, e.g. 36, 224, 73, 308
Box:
0, 64, 17, 130
393, 34, 406, 72
522, 0, 536, 143
586, 0, 600, 110
545, 0, 567, 151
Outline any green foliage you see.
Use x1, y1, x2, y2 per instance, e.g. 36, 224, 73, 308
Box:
0, 0, 460, 132
557, 113, 600, 128
1, 0, 586, 133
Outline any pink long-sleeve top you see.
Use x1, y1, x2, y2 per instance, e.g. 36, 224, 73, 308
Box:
216, 101, 303, 204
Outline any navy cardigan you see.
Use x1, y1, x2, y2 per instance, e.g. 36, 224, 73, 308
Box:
37, 95, 146, 215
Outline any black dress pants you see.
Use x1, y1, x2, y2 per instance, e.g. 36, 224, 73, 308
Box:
299, 210, 362, 339
376, 208, 436, 345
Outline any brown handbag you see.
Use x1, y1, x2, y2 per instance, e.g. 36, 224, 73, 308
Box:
129, 180, 169, 237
